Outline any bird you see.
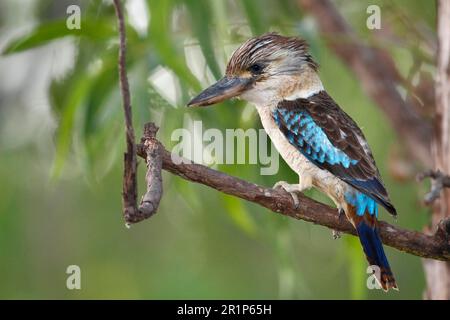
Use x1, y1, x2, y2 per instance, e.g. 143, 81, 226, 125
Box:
187, 32, 398, 291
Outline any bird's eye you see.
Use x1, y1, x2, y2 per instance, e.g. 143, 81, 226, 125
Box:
248, 63, 264, 74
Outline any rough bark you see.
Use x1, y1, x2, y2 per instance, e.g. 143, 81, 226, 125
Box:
423, 0, 450, 300
113, 0, 138, 221
113, 0, 162, 224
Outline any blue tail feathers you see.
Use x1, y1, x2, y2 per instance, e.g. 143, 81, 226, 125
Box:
355, 217, 398, 291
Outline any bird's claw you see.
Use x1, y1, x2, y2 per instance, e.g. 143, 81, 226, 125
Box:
332, 230, 341, 239
332, 208, 345, 239
338, 208, 345, 219
273, 181, 300, 209
291, 194, 300, 210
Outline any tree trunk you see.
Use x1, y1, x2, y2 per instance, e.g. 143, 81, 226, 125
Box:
423, 0, 450, 300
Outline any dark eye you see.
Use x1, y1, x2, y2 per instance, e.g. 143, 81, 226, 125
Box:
248, 63, 264, 74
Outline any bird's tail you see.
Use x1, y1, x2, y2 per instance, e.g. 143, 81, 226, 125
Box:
347, 204, 398, 291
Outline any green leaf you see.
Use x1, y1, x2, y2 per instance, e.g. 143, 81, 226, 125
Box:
83, 54, 118, 138
51, 72, 92, 178
2, 18, 116, 55
147, 0, 201, 91
185, 0, 222, 80
240, 0, 265, 35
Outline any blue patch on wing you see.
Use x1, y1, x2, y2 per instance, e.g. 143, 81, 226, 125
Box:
345, 191, 379, 217
273, 109, 358, 168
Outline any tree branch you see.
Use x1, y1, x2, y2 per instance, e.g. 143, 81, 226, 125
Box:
297, 0, 433, 166
127, 123, 163, 224
418, 170, 450, 205
113, 0, 162, 224
113, 0, 138, 220
136, 123, 450, 262
423, 0, 450, 300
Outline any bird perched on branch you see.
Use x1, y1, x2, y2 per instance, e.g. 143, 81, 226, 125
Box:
188, 33, 398, 291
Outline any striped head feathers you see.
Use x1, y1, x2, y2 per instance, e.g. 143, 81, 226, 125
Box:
226, 32, 318, 79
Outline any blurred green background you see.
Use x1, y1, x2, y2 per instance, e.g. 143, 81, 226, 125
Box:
0, 0, 436, 299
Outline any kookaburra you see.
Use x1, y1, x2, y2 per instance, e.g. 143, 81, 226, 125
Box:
188, 33, 398, 291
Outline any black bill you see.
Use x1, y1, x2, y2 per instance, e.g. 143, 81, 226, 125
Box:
187, 76, 251, 107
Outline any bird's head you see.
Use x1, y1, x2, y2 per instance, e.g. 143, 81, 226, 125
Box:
188, 32, 319, 107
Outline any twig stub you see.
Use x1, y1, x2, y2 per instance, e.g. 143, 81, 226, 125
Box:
125, 124, 164, 224
417, 170, 450, 204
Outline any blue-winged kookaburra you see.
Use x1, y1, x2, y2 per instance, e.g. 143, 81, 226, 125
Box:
188, 33, 398, 291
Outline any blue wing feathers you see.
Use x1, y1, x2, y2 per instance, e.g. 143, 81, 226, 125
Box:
275, 108, 358, 168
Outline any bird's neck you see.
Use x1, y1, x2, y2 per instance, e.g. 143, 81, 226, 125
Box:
282, 67, 324, 101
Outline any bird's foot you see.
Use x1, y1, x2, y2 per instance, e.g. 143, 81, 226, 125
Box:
338, 207, 345, 219
332, 230, 341, 239
332, 207, 345, 239
273, 181, 300, 209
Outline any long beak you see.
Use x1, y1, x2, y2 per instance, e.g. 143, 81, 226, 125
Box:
187, 76, 251, 107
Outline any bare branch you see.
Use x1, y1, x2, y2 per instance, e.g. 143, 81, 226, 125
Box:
417, 170, 450, 204
136, 123, 450, 262
127, 123, 163, 224
113, 1, 163, 224
297, 0, 433, 166
113, 0, 138, 221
